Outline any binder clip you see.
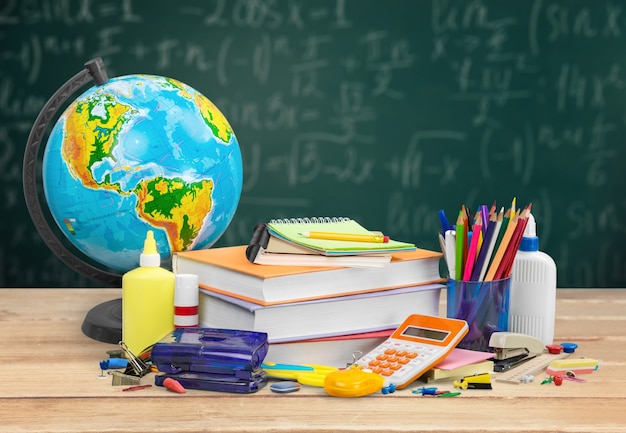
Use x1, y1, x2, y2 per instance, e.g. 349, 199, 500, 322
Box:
109, 371, 142, 386
119, 341, 150, 378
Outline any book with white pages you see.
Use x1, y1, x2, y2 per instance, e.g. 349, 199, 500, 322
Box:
198, 283, 444, 343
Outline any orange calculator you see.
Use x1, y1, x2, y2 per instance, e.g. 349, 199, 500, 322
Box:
354, 314, 468, 389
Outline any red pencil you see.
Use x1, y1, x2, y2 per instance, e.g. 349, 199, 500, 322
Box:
496, 205, 531, 279
463, 215, 482, 281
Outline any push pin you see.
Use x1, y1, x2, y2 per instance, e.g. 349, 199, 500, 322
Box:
519, 374, 534, 384
381, 384, 396, 395
560, 343, 578, 353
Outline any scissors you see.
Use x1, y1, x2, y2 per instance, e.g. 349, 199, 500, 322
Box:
262, 362, 338, 387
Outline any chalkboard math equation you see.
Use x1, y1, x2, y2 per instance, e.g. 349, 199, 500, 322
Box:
1, 0, 625, 288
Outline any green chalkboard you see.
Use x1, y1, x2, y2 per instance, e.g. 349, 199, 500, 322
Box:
1, 0, 625, 288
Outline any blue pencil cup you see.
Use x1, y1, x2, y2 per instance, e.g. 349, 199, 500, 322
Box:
446, 278, 511, 352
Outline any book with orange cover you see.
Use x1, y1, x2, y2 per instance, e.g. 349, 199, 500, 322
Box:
173, 245, 444, 306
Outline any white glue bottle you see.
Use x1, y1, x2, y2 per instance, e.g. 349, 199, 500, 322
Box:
122, 230, 175, 355
509, 213, 557, 346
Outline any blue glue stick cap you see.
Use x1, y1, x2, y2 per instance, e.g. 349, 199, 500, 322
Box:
100, 358, 130, 370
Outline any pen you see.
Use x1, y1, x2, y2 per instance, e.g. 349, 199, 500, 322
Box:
438, 209, 452, 235
300, 231, 390, 243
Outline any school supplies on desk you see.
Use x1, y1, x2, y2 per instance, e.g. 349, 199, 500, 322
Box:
266, 217, 416, 255
197, 283, 443, 343
174, 245, 443, 306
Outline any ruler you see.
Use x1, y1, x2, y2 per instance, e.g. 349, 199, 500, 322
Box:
495, 352, 570, 384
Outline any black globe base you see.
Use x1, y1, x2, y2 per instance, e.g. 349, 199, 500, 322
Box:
81, 298, 122, 344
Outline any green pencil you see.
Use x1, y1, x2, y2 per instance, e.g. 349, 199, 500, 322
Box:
487, 207, 508, 272
455, 211, 464, 280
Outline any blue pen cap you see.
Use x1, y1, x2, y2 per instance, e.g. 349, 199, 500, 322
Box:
519, 213, 539, 252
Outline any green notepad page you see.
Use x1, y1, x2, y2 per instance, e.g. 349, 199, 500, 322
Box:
266, 218, 416, 255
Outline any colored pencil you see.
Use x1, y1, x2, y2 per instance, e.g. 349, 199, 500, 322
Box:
454, 211, 465, 281
484, 210, 520, 281
497, 205, 532, 279
471, 209, 500, 282
463, 215, 482, 281
489, 207, 511, 270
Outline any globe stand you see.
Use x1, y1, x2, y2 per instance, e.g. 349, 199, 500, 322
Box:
23, 58, 123, 344
81, 298, 123, 344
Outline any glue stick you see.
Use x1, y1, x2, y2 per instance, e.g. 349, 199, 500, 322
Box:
510, 213, 557, 346
174, 273, 199, 328
122, 230, 175, 355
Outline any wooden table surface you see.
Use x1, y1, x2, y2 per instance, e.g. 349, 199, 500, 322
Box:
0, 288, 625, 433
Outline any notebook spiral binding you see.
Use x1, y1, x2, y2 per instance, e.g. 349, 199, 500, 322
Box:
268, 217, 350, 224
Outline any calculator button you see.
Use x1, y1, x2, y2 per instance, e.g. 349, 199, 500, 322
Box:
390, 364, 402, 371
379, 362, 391, 369
381, 369, 394, 376
376, 354, 388, 361
398, 358, 410, 365
388, 356, 399, 363
396, 350, 407, 357
370, 367, 382, 374
369, 360, 381, 367
405, 352, 417, 359
384, 348, 396, 355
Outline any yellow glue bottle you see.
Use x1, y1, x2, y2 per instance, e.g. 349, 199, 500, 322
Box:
122, 230, 175, 355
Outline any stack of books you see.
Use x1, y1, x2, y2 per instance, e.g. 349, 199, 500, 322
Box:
172, 218, 445, 367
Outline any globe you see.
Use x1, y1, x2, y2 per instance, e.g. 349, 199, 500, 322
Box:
41, 73, 243, 273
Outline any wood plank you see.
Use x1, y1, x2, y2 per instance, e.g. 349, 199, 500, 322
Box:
0, 288, 625, 432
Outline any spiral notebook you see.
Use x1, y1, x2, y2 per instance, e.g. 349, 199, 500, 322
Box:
264, 217, 416, 256
246, 222, 392, 267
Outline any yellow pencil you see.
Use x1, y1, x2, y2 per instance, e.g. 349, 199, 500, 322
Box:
300, 231, 389, 243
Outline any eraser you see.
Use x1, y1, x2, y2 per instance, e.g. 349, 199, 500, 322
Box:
270, 381, 301, 394
163, 377, 186, 394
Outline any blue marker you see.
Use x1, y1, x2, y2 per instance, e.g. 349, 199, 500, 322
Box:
438, 209, 451, 235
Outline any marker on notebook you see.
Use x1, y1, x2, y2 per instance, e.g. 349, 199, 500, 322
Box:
300, 231, 390, 243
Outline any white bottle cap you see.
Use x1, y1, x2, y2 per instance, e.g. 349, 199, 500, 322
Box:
174, 274, 199, 306
174, 273, 199, 328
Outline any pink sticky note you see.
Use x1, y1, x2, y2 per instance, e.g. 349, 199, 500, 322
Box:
435, 348, 494, 371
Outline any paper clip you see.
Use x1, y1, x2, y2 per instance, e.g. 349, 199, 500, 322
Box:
347, 351, 363, 367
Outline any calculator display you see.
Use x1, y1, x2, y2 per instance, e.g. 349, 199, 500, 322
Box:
401, 326, 449, 341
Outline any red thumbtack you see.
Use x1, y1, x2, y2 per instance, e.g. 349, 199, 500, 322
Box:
163, 377, 186, 394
